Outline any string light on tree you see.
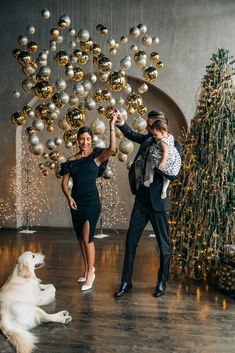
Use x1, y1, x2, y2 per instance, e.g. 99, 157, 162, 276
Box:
170, 48, 235, 279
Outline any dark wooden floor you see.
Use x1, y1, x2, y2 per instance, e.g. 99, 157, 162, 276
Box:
0, 228, 235, 353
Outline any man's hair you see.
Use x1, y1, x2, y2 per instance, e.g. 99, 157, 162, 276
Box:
148, 110, 168, 123
151, 120, 168, 132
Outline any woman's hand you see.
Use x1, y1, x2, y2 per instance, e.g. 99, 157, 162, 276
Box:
110, 111, 118, 128
68, 197, 77, 210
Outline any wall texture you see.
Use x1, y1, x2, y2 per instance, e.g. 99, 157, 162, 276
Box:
0, 0, 234, 229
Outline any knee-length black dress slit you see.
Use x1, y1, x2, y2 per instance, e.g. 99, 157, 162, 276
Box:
60, 150, 106, 243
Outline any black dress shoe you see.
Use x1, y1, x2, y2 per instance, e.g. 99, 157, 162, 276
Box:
114, 282, 132, 298
154, 281, 166, 297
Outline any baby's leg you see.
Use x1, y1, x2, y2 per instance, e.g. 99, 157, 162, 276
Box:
161, 177, 170, 199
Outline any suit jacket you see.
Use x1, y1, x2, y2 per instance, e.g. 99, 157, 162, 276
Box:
118, 123, 170, 212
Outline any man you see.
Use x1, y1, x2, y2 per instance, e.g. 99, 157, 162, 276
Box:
114, 110, 180, 298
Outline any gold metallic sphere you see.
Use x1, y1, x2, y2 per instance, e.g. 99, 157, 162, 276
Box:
125, 92, 143, 109
25, 126, 36, 136
34, 81, 53, 99
66, 107, 86, 128
137, 104, 147, 116
93, 89, 103, 103
107, 71, 126, 92
97, 56, 112, 72
77, 52, 89, 65
27, 41, 38, 53
63, 129, 78, 145
11, 111, 27, 126
72, 67, 84, 81
35, 103, 50, 120
80, 38, 93, 52
143, 66, 158, 83
17, 51, 32, 66
54, 50, 69, 66
90, 43, 101, 57
149, 51, 160, 63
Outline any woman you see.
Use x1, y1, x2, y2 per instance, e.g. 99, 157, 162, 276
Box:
60, 115, 117, 291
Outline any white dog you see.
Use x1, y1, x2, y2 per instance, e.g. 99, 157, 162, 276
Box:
0, 251, 72, 353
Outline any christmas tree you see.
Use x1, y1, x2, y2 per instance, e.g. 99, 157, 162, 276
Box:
170, 48, 235, 279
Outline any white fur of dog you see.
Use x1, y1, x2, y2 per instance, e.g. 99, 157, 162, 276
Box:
0, 251, 72, 353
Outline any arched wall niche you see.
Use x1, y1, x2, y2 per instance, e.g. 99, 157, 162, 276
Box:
15, 76, 188, 229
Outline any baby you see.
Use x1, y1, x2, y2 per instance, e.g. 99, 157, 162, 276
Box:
144, 120, 181, 199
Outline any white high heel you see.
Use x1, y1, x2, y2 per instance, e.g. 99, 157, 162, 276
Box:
81, 272, 95, 291
77, 267, 95, 284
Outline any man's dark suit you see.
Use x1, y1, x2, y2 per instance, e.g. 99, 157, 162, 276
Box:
118, 122, 171, 286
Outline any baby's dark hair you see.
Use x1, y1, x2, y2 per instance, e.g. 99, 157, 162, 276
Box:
151, 120, 168, 132
77, 126, 93, 139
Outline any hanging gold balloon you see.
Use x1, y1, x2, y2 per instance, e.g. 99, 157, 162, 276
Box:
66, 107, 86, 128
149, 51, 160, 63
80, 38, 93, 52
63, 129, 78, 145
102, 89, 111, 101
17, 51, 32, 65
25, 126, 36, 136
54, 50, 69, 66
73, 48, 82, 59
137, 104, 147, 116
93, 89, 103, 103
125, 92, 143, 110
77, 52, 89, 65
13, 48, 21, 59
49, 151, 61, 161
104, 105, 113, 120
97, 56, 112, 72
97, 105, 106, 114
107, 71, 126, 92
35, 103, 50, 120
143, 66, 158, 83
156, 61, 164, 69
27, 41, 38, 53
90, 43, 101, 57
34, 81, 53, 99
11, 111, 27, 126
72, 67, 84, 81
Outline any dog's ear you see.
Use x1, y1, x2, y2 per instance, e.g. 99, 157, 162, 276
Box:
18, 262, 32, 278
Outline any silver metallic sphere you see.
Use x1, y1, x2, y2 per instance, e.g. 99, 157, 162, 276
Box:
28, 134, 39, 145
32, 120, 44, 131
18, 35, 28, 46
27, 25, 36, 35
41, 9, 50, 20
13, 90, 21, 99
54, 137, 63, 146
46, 139, 56, 150
77, 29, 90, 42
69, 28, 76, 36
55, 78, 67, 91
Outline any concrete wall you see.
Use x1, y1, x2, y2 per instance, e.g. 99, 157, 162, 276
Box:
0, 0, 234, 229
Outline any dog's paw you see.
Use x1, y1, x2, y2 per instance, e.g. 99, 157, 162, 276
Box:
59, 310, 72, 324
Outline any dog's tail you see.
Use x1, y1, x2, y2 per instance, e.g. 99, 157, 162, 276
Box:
1, 325, 38, 353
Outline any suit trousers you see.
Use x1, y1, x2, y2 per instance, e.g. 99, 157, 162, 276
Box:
121, 185, 171, 285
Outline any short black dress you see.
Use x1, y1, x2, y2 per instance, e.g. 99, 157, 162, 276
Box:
59, 148, 108, 242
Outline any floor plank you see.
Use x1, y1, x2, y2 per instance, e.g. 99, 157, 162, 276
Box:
0, 228, 234, 353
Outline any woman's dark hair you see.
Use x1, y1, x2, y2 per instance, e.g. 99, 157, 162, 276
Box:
77, 126, 93, 139
151, 120, 168, 132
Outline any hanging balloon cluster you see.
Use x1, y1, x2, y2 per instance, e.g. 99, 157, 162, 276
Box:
11, 8, 164, 177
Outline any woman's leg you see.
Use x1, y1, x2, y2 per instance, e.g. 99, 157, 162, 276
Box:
81, 220, 95, 286
78, 238, 88, 277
